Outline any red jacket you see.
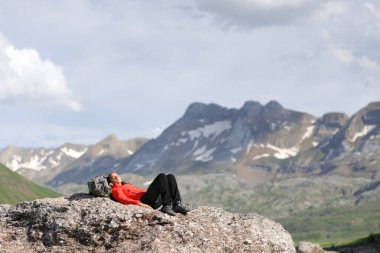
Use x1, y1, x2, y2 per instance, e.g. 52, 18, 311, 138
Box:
111, 182, 146, 205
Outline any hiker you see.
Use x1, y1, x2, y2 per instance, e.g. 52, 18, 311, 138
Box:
108, 172, 190, 216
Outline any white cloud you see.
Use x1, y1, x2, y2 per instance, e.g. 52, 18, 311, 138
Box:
331, 47, 380, 71
364, 2, 375, 14
358, 55, 380, 71
191, 0, 346, 28
0, 122, 107, 148
0, 33, 81, 111
312, 1, 347, 21
332, 48, 353, 64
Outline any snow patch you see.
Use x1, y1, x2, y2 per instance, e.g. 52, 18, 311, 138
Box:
187, 120, 232, 141
252, 154, 270, 160
7, 154, 48, 171
127, 149, 134, 155
175, 138, 188, 146
267, 144, 299, 159
246, 140, 254, 154
348, 125, 376, 142
302, 125, 315, 140
193, 145, 207, 156
61, 147, 87, 158
230, 147, 243, 154
48, 157, 59, 167
194, 147, 217, 162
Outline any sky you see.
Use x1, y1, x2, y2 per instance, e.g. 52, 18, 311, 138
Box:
0, 0, 380, 148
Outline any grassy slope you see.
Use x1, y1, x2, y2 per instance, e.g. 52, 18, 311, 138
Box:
179, 173, 380, 246
0, 163, 61, 204
276, 201, 380, 246
324, 233, 380, 251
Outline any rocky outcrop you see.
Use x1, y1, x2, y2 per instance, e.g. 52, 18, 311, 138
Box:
0, 194, 296, 253
296, 241, 336, 253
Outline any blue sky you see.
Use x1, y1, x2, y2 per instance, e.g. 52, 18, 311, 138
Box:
0, 0, 380, 148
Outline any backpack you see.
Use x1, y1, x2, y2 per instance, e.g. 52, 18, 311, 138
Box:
87, 175, 112, 197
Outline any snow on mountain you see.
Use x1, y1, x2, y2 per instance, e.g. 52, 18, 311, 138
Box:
47, 135, 149, 186
60, 147, 88, 159
0, 144, 88, 172
187, 120, 232, 141
321, 102, 380, 160
347, 125, 376, 143
7, 154, 47, 171
117, 100, 328, 175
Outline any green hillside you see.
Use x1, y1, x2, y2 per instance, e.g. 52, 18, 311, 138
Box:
324, 233, 380, 251
277, 201, 380, 246
0, 163, 61, 204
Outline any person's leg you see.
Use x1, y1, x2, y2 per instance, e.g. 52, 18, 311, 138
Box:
140, 173, 171, 206
140, 173, 175, 215
167, 174, 181, 202
167, 174, 190, 214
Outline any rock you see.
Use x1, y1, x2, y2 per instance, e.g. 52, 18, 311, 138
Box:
0, 193, 296, 253
297, 241, 337, 253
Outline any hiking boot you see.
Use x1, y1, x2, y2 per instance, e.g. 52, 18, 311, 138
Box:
160, 205, 176, 216
172, 201, 190, 215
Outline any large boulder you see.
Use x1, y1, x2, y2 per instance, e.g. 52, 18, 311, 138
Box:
0, 194, 296, 252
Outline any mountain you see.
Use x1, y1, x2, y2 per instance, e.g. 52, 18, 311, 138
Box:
47, 135, 148, 186
321, 101, 380, 159
112, 101, 379, 183
111, 101, 332, 177
0, 143, 88, 172
0, 163, 60, 204
0, 135, 149, 187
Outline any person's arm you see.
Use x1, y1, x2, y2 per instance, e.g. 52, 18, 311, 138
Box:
112, 184, 140, 205
126, 183, 147, 193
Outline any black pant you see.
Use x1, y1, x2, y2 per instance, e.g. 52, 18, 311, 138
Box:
140, 173, 181, 209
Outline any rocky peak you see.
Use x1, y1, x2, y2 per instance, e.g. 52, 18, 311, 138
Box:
362, 101, 380, 125
240, 101, 262, 117
320, 112, 349, 128
0, 194, 296, 253
183, 102, 235, 121
343, 102, 380, 143
264, 100, 284, 112
98, 134, 120, 148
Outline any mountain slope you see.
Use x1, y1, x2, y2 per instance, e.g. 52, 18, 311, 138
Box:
0, 143, 88, 172
116, 101, 340, 177
112, 100, 380, 185
48, 135, 148, 186
0, 163, 60, 204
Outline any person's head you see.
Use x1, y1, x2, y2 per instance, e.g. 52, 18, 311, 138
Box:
108, 172, 122, 184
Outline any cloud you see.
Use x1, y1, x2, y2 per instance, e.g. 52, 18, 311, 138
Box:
190, 0, 346, 28
332, 48, 353, 64
0, 122, 109, 148
0, 33, 82, 111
